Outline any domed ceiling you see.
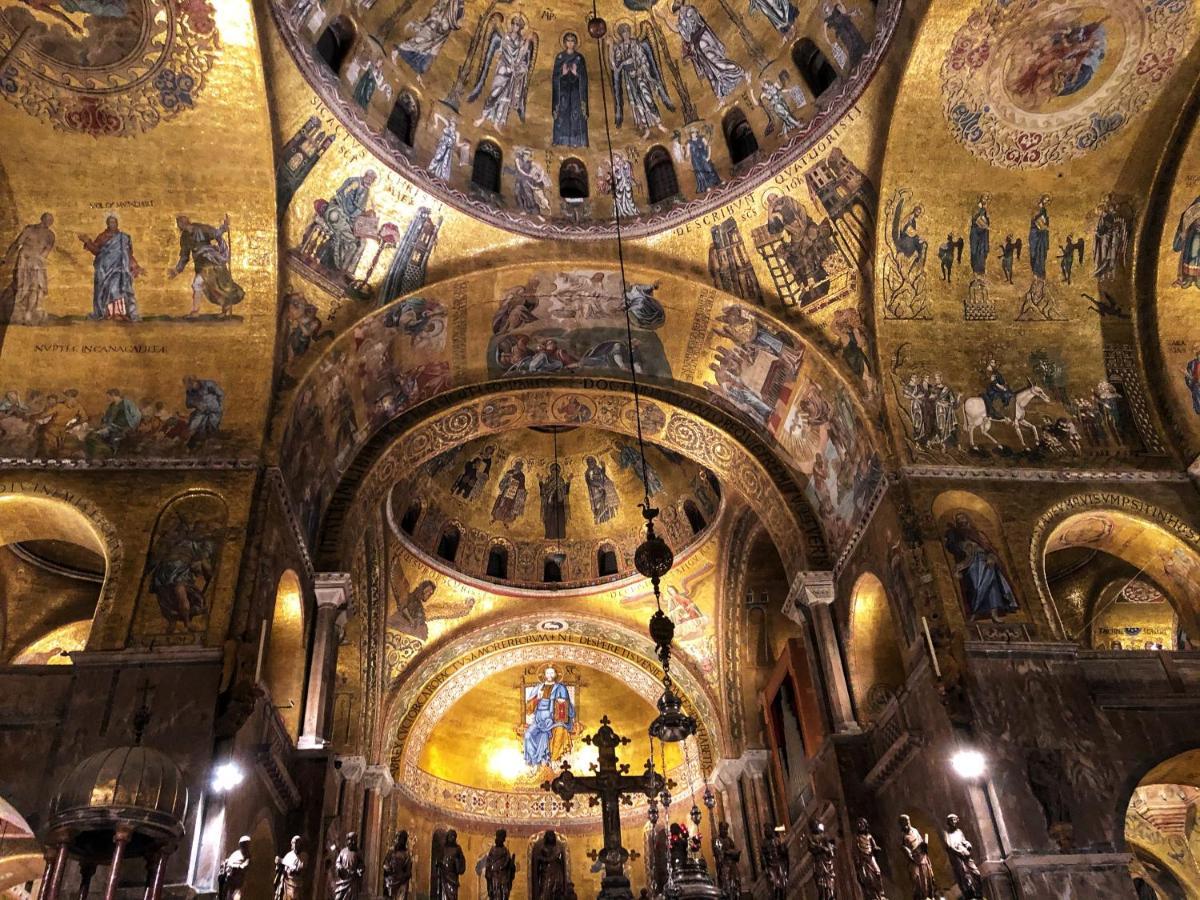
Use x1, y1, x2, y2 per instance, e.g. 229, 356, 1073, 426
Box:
271, 0, 894, 236
389, 427, 721, 588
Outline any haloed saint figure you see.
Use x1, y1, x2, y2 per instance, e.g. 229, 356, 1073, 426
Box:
523, 666, 577, 770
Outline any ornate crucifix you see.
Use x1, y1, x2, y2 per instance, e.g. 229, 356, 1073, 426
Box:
544, 717, 665, 900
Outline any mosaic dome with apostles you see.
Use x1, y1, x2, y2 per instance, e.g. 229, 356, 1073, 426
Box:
3, 0, 1200, 897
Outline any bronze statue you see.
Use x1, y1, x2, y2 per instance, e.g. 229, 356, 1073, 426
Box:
760, 826, 789, 900
477, 829, 517, 900
898, 815, 937, 900
332, 832, 365, 900
531, 830, 570, 900
383, 831, 413, 900
942, 814, 984, 899
218, 836, 252, 900
852, 818, 887, 900
434, 828, 467, 900
273, 836, 306, 900
713, 821, 742, 900
807, 818, 838, 900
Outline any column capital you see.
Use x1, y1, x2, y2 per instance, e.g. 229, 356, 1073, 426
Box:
739, 749, 772, 777
782, 570, 836, 623
709, 757, 747, 789
314, 572, 353, 610
335, 755, 367, 783
362, 765, 395, 796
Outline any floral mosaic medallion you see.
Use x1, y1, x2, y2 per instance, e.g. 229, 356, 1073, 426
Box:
0, 0, 219, 136
941, 0, 1194, 168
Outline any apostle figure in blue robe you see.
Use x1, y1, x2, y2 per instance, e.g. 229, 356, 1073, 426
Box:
80, 215, 142, 321
1028, 194, 1050, 280
551, 33, 589, 147
523, 666, 576, 767
943, 512, 1018, 622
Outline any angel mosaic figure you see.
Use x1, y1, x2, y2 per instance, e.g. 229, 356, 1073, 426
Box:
758, 70, 805, 136
468, 15, 538, 130
657, 0, 748, 101
749, 0, 796, 34
395, 0, 466, 75
1058, 234, 1084, 284
609, 22, 675, 137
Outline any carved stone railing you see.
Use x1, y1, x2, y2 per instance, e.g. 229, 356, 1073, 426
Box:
1078, 649, 1200, 707
256, 696, 302, 813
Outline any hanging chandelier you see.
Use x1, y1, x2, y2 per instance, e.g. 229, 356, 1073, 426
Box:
587, 2, 696, 746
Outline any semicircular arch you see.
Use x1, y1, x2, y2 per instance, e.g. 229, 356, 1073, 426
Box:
279, 264, 884, 572
1031, 493, 1200, 641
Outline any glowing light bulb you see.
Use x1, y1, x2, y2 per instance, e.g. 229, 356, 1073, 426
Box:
211, 762, 245, 792
950, 749, 987, 780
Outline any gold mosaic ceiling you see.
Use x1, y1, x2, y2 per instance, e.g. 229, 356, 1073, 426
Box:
274, 0, 890, 235
389, 427, 721, 588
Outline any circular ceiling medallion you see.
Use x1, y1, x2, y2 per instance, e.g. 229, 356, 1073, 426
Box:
0, 0, 219, 136
940, 0, 1193, 168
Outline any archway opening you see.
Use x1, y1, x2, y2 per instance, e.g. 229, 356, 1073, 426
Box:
1124, 750, 1200, 897
723, 107, 759, 165
847, 572, 905, 723
386, 93, 419, 147
264, 570, 305, 740
0, 495, 108, 666
472, 142, 503, 193
1042, 508, 1200, 645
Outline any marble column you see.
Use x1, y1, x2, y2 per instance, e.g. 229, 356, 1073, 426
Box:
782, 570, 860, 735
42, 841, 68, 900
299, 573, 353, 750
362, 765, 395, 897
102, 828, 132, 900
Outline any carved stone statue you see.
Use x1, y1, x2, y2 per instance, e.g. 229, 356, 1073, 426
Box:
382, 831, 413, 900
807, 819, 838, 900
477, 829, 517, 900
713, 821, 742, 900
218, 836, 252, 900
332, 833, 365, 900
760, 826, 789, 900
434, 828, 467, 900
273, 835, 306, 900
531, 830, 570, 900
851, 818, 887, 900
941, 814, 983, 899
898, 816, 937, 900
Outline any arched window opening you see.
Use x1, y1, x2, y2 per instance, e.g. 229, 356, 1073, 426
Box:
723, 108, 759, 165
1123, 750, 1200, 897
597, 547, 619, 577
644, 146, 679, 204
437, 525, 461, 562
387, 93, 419, 147
683, 500, 707, 535
543, 555, 563, 583
264, 570, 304, 740
472, 141, 503, 193
792, 39, 838, 97
559, 159, 589, 199
487, 545, 509, 579
315, 16, 356, 75
400, 502, 422, 535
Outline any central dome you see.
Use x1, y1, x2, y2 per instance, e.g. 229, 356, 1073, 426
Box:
273, 0, 892, 236
389, 427, 721, 588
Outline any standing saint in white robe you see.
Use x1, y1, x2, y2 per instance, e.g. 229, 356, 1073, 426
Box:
395, 0, 466, 75
661, 0, 748, 100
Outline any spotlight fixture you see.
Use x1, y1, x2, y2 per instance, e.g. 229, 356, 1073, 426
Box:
210, 761, 245, 793
950, 748, 988, 780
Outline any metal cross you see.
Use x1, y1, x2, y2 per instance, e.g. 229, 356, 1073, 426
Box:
543, 717, 665, 900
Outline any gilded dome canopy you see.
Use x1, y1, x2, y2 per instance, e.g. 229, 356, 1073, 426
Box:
48, 746, 188, 853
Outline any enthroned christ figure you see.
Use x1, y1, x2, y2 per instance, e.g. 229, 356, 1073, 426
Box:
523, 666, 577, 770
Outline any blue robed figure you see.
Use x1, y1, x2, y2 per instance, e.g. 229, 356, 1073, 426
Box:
523, 666, 575, 767
943, 512, 1018, 622
81, 215, 141, 320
